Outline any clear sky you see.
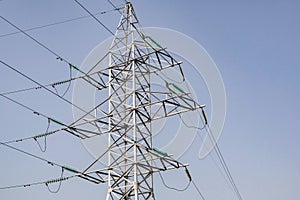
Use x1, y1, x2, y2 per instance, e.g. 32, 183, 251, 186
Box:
0, 0, 299, 199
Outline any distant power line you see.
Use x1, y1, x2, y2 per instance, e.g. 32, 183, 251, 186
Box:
0, 8, 122, 38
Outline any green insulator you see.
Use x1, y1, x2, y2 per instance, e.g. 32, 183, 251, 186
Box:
49, 118, 65, 126
171, 83, 185, 93
152, 148, 168, 157
69, 64, 84, 74
63, 166, 79, 173
148, 37, 162, 49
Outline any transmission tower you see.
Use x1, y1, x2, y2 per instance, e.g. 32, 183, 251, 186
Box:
0, 2, 245, 199
104, 3, 203, 199
70, 2, 204, 199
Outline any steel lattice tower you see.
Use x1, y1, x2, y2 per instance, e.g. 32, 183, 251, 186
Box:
72, 2, 204, 199
104, 3, 203, 199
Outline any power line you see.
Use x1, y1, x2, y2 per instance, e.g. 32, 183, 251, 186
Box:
0, 90, 110, 152
73, 0, 115, 36
0, 68, 106, 96
56, 65, 72, 97
194, 108, 244, 200
0, 13, 98, 38
158, 171, 191, 192
0, 92, 49, 119
0, 15, 108, 91
191, 180, 206, 200
1, 85, 48, 96
0, 90, 96, 144
0, 141, 62, 168
3, 128, 63, 146
196, 108, 243, 200
0, 77, 72, 97
107, 0, 123, 15
0, 82, 109, 144
0, 92, 75, 148
0, 61, 107, 141
0, 175, 73, 190
0, 137, 90, 192
156, 161, 206, 200
1, 3, 243, 199
0, 16, 62, 61
34, 119, 50, 152
0, 8, 122, 38
205, 125, 244, 200
178, 112, 206, 130
177, 106, 235, 190
101, 5, 124, 15
177, 106, 244, 200
193, 127, 237, 193
46, 168, 64, 193
0, 60, 90, 118
0, 68, 110, 143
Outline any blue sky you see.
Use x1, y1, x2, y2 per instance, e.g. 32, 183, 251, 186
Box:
0, 0, 299, 199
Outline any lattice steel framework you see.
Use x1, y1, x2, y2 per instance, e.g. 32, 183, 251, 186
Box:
105, 3, 203, 199
68, 2, 204, 199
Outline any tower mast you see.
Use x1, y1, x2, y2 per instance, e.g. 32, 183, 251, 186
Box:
73, 2, 204, 199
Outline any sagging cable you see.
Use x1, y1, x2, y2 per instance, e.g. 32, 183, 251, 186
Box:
51, 65, 72, 97
34, 118, 50, 152
45, 168, 66, 193
178, 112, 206, 130
158, 170, 191, 192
